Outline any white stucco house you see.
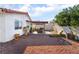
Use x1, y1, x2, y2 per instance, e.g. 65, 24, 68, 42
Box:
0, 8, 31, 42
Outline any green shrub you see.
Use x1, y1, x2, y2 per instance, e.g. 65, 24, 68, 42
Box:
49, 34, 66, 38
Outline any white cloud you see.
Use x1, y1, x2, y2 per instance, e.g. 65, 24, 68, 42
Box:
0, 5, 12, 9
0, 4, 22, 10
31, 6, 56, 17
35, 7, 54, 13
18, 4, 30, 12
47, 4, 75, 8
60, 4, 76, 9
0, 0, 79, 4
47, 4, 58, 7
29, 4, 77, 17
17, 4, 79, 21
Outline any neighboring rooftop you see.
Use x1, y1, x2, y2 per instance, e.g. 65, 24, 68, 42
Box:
26, 20, 48, 24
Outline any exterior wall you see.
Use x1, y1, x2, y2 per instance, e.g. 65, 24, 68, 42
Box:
54, 23, 63, 34
0, 13, 30, 42
32, 23, 45, 29
31, 23, 54, 31
0, 14, 6, 42
0, 15, 1, 42
45, 23, 53, 31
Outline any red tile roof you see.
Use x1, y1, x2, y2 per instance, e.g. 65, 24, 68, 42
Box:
0, 8, 32, 21
0, 8, 28, 14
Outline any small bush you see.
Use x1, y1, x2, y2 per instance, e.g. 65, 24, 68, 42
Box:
49, 34, 66, 38
70, 36, 79, 42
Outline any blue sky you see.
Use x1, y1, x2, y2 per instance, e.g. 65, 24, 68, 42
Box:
0, 4, 76, 21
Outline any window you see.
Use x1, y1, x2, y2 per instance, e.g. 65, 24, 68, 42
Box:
15, 20, 22, 29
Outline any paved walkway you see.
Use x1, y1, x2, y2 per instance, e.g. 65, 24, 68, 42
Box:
0, 34, 79, 54
25, 34, 71, 46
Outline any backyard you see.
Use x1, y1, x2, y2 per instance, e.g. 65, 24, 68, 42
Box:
0, 34, 79, 54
